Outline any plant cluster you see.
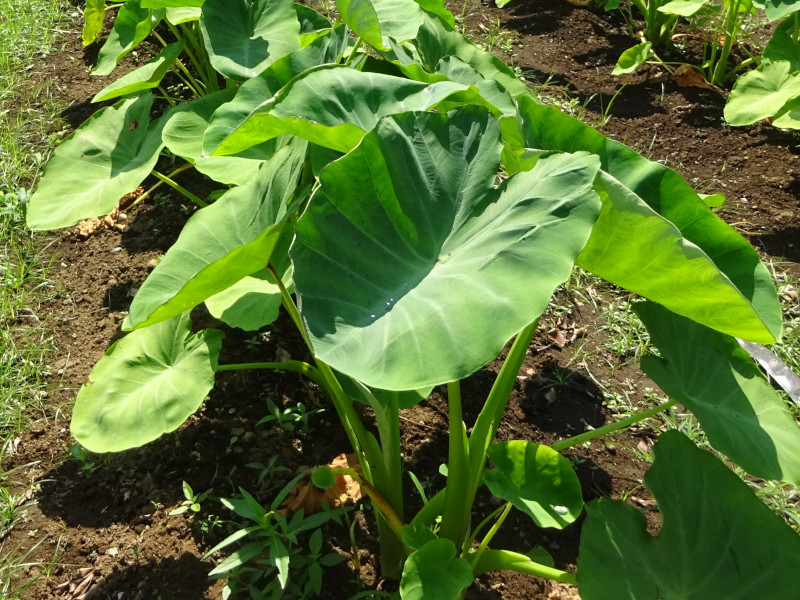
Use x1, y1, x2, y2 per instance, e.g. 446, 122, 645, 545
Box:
27, 0, 800, 598
553, 0, 800, 129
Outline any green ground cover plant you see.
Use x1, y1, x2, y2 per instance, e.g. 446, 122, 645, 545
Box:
26, 0, 800, 598
542, 0, 800, 129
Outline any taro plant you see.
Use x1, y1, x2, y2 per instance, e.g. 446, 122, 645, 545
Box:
27, 0, 800, 598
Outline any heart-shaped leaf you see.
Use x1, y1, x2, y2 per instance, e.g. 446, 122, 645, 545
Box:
200, 0, 301, 81
202, 26, 350, 155
764, 19, 800, 71
205, 270, 282, 331
71, 313, 223, 452
207, 65, 472, 155
635, 301, 800, 486
337, 0, 424, 50
291, 107, 601, 390
410, 12, 531, 101
763, 0, 800, 20
400, 539, 473, 600
82, 0, 106, 46
484, 441, 583, 529
92, 41, 185, 103
725, 60, 800, 126
27, 93, 165, 230
95, 1, 165, 76
577, 431, 800, 600
163, 89, 280, 185
125, 138, 307, 329
612, 42, 653, 75
772, 95, 800, 129
509, 96, 781, 343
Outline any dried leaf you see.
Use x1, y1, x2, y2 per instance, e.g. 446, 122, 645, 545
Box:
74, 187, 142, 237
278, 453, 362, 516
671, 64, 713, 89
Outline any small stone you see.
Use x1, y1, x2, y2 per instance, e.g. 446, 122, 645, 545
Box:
146, 259, 158, 270
111, 247, 122, 253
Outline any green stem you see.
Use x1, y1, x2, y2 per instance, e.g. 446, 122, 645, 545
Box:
469, 502, 512, 569
267, 267, 378, 482
711, 0, 741, 84
462, 503, 506, 554
184, 22, 219, 92
439, 381, 471, 546
157, 86, 177, 107
215, 360, 326, 388
129, 163, 195, 209
468, 320, 538, 486
551, 398, 678, 452
151, 170, 207, 207
343, 37, 363, 66
471, 549, 577, 584
373, 390, 406, 578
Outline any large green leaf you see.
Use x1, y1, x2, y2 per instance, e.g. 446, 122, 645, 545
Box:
772, 94, 800, 129
400, 539, 473, 600
27, 94, 165, 230
206, 65, 473, 155
202, 27, 350, 155
336, 0, 424, 50
124, 138, 307, 330
166, 7, 201, 23
763, 0, 800, 20
199, 0, 301, 81
577, 430, 800, 600
435, 56, 516, 116
92, 41, 185, 103
764, 19, 800, 71
635, 301, 800, 486
724, 60, 800, 125
82, 0, 106, 46
142, 0, 205, 6
411, 12, 532, 101
511, 96, 781, 343
163, 89, 280, 185
484, 441, 583, 529
291, 107, 601, 390
95, 1, 165, 76
205, 270, 282, 331
611, 42, 653, 75
72, 313, 223, 452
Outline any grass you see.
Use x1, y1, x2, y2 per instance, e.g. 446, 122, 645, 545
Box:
0, 0, 71, 596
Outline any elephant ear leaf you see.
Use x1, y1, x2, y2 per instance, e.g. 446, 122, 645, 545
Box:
200, 0, 301, 81
635, 301, 800, 487
94, 1, 165, 76
510, 95, 781, 343
26, 93, 165, 231
124, 138, 308, 330
336, 0, 424, 51
71, 313, 223, 453
577, 431, 800, 600
400, 539, 473, 600
291, 106, 601, 390
484, 441, 583, 529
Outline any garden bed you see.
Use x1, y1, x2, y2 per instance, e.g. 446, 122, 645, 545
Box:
3, 1, 799, 599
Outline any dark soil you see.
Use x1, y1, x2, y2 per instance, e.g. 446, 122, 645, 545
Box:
3, 2, 798, 600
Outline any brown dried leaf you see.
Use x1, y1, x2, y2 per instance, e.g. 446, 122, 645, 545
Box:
278, 453, 363, 517
74, 187, 143, 238
671, 64, 713, 89
547, 328, 568, 348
